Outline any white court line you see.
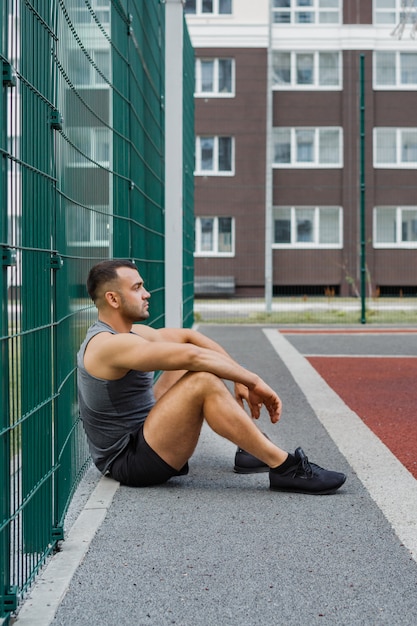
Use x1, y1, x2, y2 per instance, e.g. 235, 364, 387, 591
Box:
301, 354, 417, 358
263, 328, 417, 563
14, 476, 120, 625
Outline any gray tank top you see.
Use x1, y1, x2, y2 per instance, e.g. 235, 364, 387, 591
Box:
77, 320, 155, 473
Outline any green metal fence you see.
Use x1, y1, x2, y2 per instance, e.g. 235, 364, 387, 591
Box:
0, 1, 194, 620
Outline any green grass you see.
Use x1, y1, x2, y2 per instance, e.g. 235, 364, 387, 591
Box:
194, 297, 417, 325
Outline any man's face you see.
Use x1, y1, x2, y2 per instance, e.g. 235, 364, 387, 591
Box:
114, 267, 151, 322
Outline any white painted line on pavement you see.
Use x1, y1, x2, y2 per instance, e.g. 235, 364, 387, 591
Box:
300, 354, 417, 358
263, 328, 417, 563
14, 476, 120, 625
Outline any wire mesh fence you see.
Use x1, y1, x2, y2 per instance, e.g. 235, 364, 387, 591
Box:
0, 1, 194, 620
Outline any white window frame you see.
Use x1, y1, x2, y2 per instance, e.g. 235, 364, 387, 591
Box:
272, 0, 341, 25
273, 127, 343, 168
373, 51, 417, 89
373, 206, 417, 248
69, 127, 111, 168
373, 0, 417, 26
272, 206, 343, 249
195, 136, 235, 175
195, 58, 235, 97
194, 216, 235, 257
272, 51, 342, 90
374, 127, 417, 168
68, 47, 111, 88
67, 204, 111, 247
184, 0, 232, 16
72, 0, 111, 26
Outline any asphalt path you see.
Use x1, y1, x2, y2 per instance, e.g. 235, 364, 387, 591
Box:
14, 326, 417, 626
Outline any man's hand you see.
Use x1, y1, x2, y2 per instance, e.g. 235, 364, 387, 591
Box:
234, 381, 282, 423
234, 382, 251, 414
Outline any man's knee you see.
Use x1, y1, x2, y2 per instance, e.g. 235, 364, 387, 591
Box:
184, 370, 225, 393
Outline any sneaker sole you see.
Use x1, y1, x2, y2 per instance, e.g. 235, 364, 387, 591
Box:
270, 475, 346, 495
234, 465, 270, 474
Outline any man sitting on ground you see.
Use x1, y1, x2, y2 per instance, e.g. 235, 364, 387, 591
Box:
77, 259, 346, 495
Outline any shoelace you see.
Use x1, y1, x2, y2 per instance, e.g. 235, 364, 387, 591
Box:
295, 452, 313, 478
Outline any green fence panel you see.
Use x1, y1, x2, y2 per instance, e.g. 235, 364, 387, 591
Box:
111, 3, 134, 264
19, 0, 56, 560
112, 0, 166, 327
1, 1, 194, 620
52, 0, 112, 536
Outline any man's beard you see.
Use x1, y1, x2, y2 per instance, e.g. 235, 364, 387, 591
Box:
120, 296, 149, 322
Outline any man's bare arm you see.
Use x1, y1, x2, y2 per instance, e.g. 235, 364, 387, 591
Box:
84, 332, 282, 423
133, 326, 263, 416
133, 326, 233, 359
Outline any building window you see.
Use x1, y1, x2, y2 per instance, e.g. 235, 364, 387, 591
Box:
374, 206, 417, 247
68, 48, 111, 87
69, 127, 111, 167
195, 136, 234, 175
374, 51, 417, 88
67, 205, 110, 246
273, 127, 342, 167
272, 0, 341, 25
185, 0, 232, 15
195, 58, 235, 96
273, 206, 342, 247
195, 216, 235, 256
72, 0, 110, 26
273, 51, 341, 89
374, 128, 417, 167
373, 0, 417, 26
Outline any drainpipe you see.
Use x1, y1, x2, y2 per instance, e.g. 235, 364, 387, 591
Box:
360, 53, 366, 324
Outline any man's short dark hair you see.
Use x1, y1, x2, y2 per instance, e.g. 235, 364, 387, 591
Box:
87, 259, 137, 302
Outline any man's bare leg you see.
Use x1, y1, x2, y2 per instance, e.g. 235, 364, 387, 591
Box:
145, 371, 346, 495
153, 370, 187, 401
144, 371, 288, 471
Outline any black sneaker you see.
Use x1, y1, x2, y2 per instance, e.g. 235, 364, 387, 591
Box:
269, 447, 346, 495
234, 433, 270, 474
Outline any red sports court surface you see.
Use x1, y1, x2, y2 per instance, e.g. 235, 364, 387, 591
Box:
281, 329, 417, 479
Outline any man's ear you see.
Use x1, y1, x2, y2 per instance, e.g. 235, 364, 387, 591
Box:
104, 290, 120, 309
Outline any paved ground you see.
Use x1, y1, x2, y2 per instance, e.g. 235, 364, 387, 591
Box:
14, 326, 417, 626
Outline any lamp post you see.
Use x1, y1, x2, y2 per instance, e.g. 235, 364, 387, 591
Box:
264, 0, 273, 313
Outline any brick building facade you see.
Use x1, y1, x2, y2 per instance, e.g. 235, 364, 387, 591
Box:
186, 0, 417, 298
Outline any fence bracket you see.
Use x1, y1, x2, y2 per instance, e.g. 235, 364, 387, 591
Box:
50, 109, 63, 131
2, 60, 17, 87
1, 246, 17, 267
50, 253, 63, 270
52, 526, 64, 541
4, 587, 18, 612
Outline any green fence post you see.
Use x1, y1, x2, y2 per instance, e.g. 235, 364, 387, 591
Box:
182, 21, 195, 329
1, 0, 18, 617
0, 63, 12, 626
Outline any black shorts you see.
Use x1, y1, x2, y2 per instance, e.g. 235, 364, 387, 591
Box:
108, 425, 189, 487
